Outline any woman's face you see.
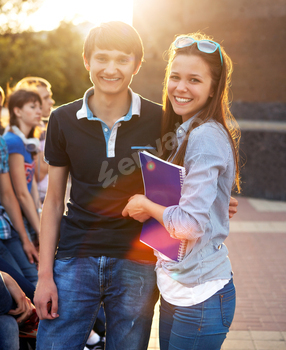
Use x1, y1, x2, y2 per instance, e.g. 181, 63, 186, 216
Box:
167, 54, 214, 122
15, 100, 42, 130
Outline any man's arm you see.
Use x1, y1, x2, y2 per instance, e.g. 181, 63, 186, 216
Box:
0, 172, 38, 263
34, 165, 69, 320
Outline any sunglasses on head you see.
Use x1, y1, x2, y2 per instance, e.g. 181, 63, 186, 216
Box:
174, 36, 223, 66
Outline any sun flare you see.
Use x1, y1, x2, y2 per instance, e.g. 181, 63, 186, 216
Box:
25, 0, 133, 32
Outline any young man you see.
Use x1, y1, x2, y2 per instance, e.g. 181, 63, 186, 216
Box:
34, 21, 162, 350
34, 21, 238, 350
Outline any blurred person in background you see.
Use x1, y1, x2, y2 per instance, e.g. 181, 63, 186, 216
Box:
0, 87, 38, 285
0, 270, 36, 350
3, 89, 42, 250
15, 77, 55, 204
0, 86, 5, 135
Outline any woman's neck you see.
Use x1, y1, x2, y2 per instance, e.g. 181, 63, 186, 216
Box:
17, 121, 32, 138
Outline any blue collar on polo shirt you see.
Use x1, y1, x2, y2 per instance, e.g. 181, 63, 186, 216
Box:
76, 87, 141, 121
76, 88, 141, 158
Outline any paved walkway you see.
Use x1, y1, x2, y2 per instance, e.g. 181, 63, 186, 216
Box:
147, 196, 286, 350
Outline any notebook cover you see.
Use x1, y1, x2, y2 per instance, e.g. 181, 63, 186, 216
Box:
139, 151, 185, 261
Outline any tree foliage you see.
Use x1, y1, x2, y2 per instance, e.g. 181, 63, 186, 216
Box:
0, 21, 91, 105
0, 0, 43, 34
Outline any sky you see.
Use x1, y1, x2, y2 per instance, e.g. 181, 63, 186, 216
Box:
23, 0, 134, 31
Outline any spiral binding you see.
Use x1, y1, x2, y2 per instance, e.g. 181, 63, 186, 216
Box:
177, 239, 187, 262
180, 167, 186, 187
177, 167, 187, 262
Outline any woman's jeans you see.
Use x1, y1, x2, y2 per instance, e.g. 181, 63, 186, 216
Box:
0, 256, 35, 302
0, 315, 19, 350
36, 256, 159, 350
0, 228, 38, 286
159, 279, 236, 350
0, 272, 19, 350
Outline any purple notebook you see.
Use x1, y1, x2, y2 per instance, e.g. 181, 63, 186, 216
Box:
139, 151, 187, 262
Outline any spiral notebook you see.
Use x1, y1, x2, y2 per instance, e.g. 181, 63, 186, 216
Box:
139, 151, 187, 262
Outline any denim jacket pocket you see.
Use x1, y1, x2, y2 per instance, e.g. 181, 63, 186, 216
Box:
220, 286, 236, 328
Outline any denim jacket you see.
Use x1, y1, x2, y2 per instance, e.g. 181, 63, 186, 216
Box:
156, 116, 235, 286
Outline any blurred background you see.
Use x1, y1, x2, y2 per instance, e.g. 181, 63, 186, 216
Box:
0, 0, 285, 200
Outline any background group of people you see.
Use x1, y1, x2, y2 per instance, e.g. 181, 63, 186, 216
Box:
0, 79, 105, 349
0, 20, 239, 350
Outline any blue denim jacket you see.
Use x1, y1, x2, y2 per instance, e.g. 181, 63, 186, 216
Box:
157, 116, 235, 286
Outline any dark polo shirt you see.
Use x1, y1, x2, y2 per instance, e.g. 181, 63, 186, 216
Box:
45, 89, 162, 262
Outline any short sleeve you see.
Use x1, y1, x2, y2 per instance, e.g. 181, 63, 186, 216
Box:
0, 136, 9, 174
44, 112, 70, 166
3, 133, 25, 157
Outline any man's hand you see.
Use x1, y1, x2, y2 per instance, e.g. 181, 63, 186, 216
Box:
34, 278, 59, 320
229, 196, 238, 219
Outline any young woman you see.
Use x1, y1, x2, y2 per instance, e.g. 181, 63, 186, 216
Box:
3, 89, 42, 255
122, 32, 240, 349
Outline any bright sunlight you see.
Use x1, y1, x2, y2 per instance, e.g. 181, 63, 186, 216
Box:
25, 0, 133, 32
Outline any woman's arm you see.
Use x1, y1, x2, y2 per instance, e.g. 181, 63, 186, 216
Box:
122, 194, 165, 224
8, 153, 40, 236
124, 125, 234, 241
0, 172, 39, 263
34, 151, 48, 183
31, 174, 41, 210
1, 272, 35, 323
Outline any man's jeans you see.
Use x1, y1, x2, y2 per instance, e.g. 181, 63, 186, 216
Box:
36, 256, 159, 350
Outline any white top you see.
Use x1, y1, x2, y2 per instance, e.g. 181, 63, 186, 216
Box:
156, 264, 229, 306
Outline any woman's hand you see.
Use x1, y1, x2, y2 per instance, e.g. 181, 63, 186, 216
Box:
22, 239, 39, 264
1, 272, 35, 324
122, 194, 151, 222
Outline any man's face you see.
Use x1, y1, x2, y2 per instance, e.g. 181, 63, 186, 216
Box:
85, 48, 139, 97
37, 86, 55, 119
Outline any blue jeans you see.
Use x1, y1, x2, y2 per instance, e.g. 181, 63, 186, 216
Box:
36, 256, 159, 350
159, 279, 236, 350
0, 228, 38, 286
0, 315, 19, 350
0, 271, 19, 350
0, 256, 35, 302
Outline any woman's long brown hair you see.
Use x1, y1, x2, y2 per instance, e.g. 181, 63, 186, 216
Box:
161, 33, 241, 193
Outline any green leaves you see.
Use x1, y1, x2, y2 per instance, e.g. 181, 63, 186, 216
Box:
0, 21, 91, 105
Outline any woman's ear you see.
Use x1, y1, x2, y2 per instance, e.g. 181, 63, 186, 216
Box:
13, 107, 22, 118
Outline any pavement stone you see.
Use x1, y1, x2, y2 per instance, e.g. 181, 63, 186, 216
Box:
147, 196, 286, 349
